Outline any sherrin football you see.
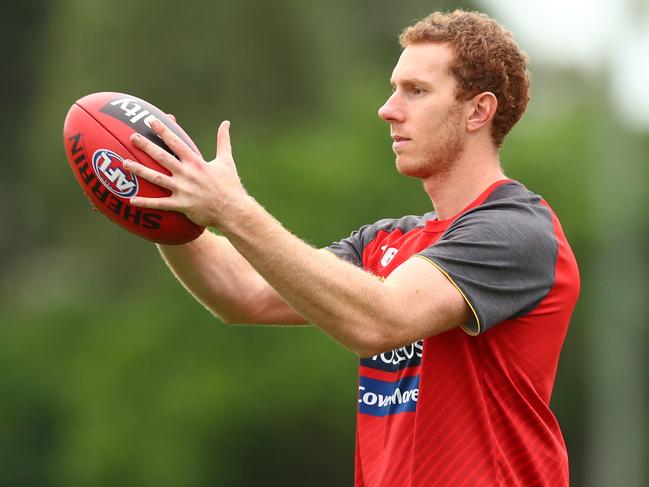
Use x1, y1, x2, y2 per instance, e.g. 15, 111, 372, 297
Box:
63, 92, 205, 244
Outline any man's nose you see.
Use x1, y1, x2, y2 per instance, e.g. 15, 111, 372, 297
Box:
378, 93, 404, 123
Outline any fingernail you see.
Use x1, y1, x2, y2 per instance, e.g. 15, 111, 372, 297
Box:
122, 160, 130, 169
132, 133, 142, 142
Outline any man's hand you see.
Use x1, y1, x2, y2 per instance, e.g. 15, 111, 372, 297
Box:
123, 119, 249, 228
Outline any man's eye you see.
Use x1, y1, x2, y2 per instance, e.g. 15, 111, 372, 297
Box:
412, 87, 424, 95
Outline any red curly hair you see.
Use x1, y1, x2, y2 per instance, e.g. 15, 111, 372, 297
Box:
399, 10, 530, 147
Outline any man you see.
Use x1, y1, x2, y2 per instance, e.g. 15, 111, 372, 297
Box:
123, 9, 580, 487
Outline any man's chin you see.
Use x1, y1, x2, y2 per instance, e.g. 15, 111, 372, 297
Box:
395, 157, 432, 179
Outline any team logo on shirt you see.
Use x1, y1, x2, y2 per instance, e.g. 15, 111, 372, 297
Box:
358, 375, 419, 416
361, 340, 423, 372
358, 340, 423, 416
380, 245, 399, 267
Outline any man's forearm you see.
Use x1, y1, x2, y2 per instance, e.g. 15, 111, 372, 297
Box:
217, 198, 410, 356
157, 231, 306, 325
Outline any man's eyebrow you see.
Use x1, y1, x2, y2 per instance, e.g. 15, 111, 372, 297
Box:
390, 77, 431, 87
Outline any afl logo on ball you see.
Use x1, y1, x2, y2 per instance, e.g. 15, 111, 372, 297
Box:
91, 149, 138, 198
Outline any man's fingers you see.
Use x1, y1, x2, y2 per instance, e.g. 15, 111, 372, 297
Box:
215, 120, 232, 161
123, 159, 176, 191
130, 195, 176, 211
130, 132, 182, 173
149, 119, 197, 163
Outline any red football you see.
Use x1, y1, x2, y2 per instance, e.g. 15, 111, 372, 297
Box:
63, 92, 205, 244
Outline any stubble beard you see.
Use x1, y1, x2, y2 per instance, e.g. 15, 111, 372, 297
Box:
397, 103, 465, 180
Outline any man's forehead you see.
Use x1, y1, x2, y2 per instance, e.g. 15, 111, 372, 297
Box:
390, 43, 455, 84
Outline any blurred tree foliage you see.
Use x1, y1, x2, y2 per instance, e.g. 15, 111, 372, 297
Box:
1, 1, 647, 486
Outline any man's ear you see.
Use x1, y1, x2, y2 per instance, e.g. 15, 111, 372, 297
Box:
466, 92, 498, 133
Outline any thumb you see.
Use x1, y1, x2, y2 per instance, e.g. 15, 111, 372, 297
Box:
215, 120, 232, 161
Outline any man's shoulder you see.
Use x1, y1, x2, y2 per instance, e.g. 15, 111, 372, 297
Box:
456, 180, 555, 231
435, 180, 561, 272
484, 180, 545, 207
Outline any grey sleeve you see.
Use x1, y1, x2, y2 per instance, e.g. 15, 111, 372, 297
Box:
325, 225, 369, 267
327, 215, 425, 267
418, 202, 558, 335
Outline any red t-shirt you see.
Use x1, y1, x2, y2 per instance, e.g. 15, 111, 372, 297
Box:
328, 180, 580, 487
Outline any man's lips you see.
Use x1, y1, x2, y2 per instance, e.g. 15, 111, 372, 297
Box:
391, 135, 411, 150
391, 135, 411, 142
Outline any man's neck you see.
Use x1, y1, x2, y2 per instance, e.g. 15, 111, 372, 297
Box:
423, 147, 505, 220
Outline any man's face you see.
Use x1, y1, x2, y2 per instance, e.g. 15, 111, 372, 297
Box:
378, 42, 467, 179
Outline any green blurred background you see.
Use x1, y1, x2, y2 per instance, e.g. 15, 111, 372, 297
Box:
1, 0, 647, 485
